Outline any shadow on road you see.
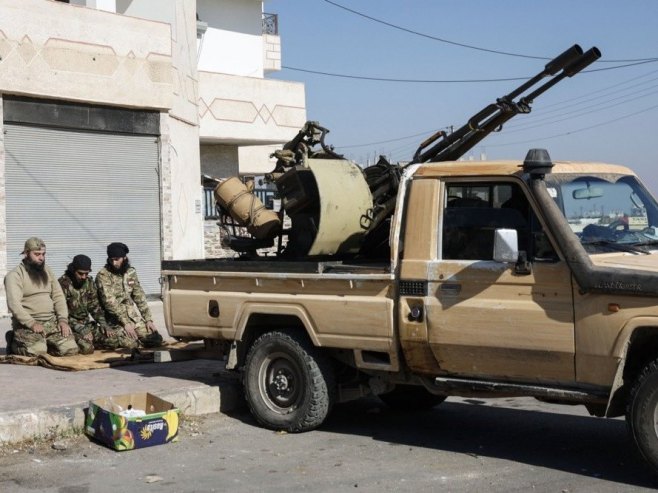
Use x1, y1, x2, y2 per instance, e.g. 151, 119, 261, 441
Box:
272, 397, 658, 488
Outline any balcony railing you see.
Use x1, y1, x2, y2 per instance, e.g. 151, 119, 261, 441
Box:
262, 13, 278, 35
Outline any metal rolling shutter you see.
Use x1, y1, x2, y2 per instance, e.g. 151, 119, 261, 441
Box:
5, 124, 162, 295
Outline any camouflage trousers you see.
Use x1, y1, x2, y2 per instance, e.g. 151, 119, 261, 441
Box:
70, 320, 117, 355
11, 317, 79, 357
103, 320, 163, 350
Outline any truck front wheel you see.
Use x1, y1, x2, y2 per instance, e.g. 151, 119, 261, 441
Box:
243, 330, 335, 432
627, 358, 658, 473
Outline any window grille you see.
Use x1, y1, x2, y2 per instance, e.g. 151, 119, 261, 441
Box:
262, 13, 278, 35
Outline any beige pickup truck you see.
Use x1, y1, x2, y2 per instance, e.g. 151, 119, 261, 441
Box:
163, 150, 658, 473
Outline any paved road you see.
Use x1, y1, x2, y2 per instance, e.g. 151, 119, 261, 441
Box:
1, 396, 656, 492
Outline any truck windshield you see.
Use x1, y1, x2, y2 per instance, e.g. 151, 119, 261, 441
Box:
545, 174, 658, 254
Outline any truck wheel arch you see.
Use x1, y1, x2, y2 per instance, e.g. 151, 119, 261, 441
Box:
228, 304, 320, 370
606, 321, 658, 417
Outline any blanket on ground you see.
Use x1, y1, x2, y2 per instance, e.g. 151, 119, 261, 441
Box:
0, 342, 206, 371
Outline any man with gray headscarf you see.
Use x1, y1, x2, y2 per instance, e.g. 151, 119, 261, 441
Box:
4, 237, 79, 356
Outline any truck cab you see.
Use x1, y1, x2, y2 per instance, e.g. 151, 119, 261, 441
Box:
400, 156, 658, 394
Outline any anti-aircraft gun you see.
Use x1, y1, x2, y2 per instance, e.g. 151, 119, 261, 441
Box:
215, 44, 600, 259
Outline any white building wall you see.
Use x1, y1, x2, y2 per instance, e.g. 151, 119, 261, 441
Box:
0, 0, 203, 263
198, 71, 305, 144
0, 0, 172, 109
197, 0, 264, 77
238, 144, 278, 175
115, 0, 203, 259
88, 0, 116, 11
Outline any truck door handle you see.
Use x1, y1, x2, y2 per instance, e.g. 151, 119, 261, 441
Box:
440, 283, 461, 295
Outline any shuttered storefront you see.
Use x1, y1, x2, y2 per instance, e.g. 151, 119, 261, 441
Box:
4, 100, 161, 296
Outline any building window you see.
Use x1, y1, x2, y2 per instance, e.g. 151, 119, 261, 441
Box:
262, 13, 278, 35
203, 187, 220, 219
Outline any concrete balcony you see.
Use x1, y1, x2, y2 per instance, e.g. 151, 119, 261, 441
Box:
198, 71, 306, 145
0, 0, 173, 110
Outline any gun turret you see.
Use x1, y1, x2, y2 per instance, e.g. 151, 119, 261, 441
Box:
410, 44, 601, 165
250, 44, 602, 261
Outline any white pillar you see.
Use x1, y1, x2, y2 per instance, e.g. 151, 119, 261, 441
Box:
88, 0, 117, 12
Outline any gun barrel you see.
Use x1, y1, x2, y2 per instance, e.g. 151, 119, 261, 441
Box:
544, 44, 583, 75
504, 44, 583, 101
522, 46, 601, 103
410, 44, 601, 165
564, 47, 602, 76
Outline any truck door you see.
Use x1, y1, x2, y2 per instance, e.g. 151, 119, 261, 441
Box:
400, 178, 576, 383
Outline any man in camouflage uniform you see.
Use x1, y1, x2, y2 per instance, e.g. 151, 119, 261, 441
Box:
95, 242, 163, 349
58, 254, 134, 354
4, 237, 78, 357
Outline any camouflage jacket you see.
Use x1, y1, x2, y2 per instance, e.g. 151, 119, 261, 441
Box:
58, 273, 106, 325
95, 266, 152, 327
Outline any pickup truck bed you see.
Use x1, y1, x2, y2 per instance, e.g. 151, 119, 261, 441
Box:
162, 258, 396, 364
162, 258, 391, 275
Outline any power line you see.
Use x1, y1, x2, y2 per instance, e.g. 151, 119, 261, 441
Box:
503, 86, 658, 135
282, 66, 528, 83
347, 103, 658, 162
283, 58, 658, 84
322, 0, 658, 64
523, 68, 658, 112
485, 103, 658, 148
343, 92, 658, 159
322, 0, 546, 61
337, 129, 437, 149
331, 68, 658, 156
505, 81, 658, 130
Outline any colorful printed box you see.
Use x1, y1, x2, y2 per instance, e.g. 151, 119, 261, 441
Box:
85, 392, 179, 451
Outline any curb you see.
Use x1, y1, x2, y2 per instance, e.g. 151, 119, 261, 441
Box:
0, 380, 243, 445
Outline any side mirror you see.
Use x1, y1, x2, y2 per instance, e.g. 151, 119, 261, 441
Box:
493, 229, 519, 263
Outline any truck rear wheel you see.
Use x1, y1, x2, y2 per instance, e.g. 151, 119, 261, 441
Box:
627, 358, 658, 473
243, 330, 335, 432
379, 384, 446, 411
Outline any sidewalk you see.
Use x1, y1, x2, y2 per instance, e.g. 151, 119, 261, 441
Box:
0, 301, 241, 445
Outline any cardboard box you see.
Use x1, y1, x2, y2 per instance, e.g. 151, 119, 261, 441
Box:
85, 392, 179, 451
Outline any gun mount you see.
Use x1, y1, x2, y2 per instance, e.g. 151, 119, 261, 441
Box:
215, 44, 601, 259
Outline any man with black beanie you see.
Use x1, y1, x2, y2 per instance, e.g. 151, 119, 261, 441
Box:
95, 242, 163, 349
58, 254, 129, 354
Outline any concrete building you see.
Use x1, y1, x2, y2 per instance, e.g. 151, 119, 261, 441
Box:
0, 0, 306, 311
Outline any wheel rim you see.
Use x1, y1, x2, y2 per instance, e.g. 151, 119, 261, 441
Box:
654, 400, 658, 439
257, 350, 304, 414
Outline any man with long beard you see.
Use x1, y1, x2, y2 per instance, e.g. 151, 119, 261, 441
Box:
58, 254, 130, 354
4, 237, 79, 356
95, 242, 163, 349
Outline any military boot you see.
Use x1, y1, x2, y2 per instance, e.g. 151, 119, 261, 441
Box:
4, 330, 14, 355
140, 331, 163, 348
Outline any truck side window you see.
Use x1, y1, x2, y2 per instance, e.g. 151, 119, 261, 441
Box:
442, 182, 556, 261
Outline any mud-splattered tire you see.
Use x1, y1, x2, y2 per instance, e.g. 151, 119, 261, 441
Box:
379, 384, 446, 411
243, 330, 335, 432
627, 358, 658, 473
